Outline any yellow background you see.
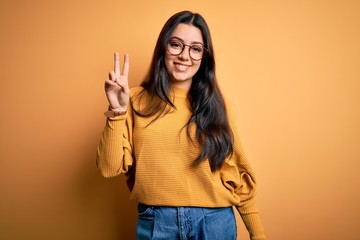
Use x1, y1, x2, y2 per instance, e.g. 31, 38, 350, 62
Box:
1, 0, 359, 239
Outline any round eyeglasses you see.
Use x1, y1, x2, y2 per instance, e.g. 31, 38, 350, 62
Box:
167, 39, 207, 61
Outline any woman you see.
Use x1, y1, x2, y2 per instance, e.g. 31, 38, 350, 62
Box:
97, 10, 266, 240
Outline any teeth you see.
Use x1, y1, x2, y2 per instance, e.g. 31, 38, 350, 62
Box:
175, 63, 190, 71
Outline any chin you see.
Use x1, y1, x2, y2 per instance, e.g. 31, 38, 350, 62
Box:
172, 77, 191, 83
172, 73, 191, 81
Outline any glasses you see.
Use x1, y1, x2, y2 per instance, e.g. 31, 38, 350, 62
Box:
167, 38, 207, 61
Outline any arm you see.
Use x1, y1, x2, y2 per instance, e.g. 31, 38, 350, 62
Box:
96, 111, 134, 178
96, 52, 133, 177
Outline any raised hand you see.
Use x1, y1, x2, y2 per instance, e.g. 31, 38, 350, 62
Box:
105, 52, 130, 112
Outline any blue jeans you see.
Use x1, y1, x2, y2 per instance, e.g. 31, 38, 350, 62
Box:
136, 204, 237, 240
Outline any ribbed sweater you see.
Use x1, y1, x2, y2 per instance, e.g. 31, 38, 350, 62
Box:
97, 86, 266, 240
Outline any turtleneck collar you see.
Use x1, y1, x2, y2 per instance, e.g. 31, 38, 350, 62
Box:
170, 86, 189, 99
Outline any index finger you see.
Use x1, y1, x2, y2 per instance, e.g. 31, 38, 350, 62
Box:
114, 52, 120, 78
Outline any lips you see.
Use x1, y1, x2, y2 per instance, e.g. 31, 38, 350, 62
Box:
174, 62, 191, 72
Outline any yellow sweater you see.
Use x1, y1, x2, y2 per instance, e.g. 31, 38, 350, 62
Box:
97, 86, 266, 240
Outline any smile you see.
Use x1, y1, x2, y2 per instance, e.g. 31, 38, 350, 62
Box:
174, 62, 191, 72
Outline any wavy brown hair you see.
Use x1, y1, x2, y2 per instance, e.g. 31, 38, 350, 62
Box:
131, 10, 234, 172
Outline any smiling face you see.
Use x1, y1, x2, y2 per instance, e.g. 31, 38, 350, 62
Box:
165, 23, 204, 89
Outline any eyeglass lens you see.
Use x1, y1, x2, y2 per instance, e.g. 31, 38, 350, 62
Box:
167, 40, 205, 60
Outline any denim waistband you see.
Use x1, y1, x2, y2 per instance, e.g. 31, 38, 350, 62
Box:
136, 203, 236, 240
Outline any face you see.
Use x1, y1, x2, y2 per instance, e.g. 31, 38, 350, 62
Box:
165, 23, 204, 89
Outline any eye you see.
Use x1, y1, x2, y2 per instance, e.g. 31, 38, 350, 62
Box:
191, 45, 204, 53
169, 41, 183, 49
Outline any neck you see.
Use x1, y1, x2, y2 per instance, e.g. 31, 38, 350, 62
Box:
170, 79, 192, 90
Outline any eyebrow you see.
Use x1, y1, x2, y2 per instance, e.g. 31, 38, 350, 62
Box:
170, 36, 204, 45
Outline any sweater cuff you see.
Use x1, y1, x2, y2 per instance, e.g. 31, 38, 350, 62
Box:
107, 114, 128, 121
240, 212, 266, 240
104, 114, 128, 133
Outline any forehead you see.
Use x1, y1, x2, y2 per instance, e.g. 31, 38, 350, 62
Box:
170, 23, 203, 44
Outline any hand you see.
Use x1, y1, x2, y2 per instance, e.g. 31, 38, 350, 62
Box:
105, 52, 130, 112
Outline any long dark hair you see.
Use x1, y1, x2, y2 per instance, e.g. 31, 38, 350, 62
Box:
131, 10, 234, 172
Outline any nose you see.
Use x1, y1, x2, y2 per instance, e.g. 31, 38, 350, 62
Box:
178, 46, 191, 60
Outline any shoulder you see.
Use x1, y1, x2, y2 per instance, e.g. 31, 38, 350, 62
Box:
129, 86, 150, 109
130, 86, 145, 97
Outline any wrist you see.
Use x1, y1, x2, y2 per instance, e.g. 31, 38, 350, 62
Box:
108, 105, 127, 112
104, 106, 127, 118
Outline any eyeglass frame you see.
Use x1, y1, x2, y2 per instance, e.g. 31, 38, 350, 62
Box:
166, 38, 208, 61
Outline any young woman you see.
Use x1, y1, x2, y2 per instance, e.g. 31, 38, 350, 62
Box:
97, 10, 266, 240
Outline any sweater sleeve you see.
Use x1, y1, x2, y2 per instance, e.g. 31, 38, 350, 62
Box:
224, 102, 266, 240
96, 109, 134, 178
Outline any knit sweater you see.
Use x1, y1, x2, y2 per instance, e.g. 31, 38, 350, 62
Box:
97, 86, 266, 240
